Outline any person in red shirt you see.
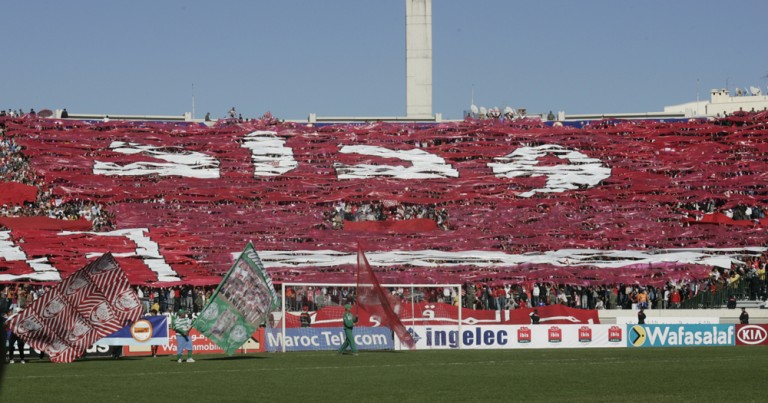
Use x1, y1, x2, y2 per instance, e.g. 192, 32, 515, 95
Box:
670, 288, 681, 309
285, 287, 296, 310
174, 287, 181, 312
493, 286, 506, 311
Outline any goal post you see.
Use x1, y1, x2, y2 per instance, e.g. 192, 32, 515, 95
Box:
265, 283, 462, 352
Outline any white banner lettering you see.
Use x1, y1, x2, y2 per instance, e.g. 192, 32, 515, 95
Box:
241, 130, 299, 176
488, 144, 611, 197
94, 141, 220, 178
335, 145, 459, 179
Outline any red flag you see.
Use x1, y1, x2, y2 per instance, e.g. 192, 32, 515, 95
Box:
5, 253, 142, 363
356, 244, 416, 350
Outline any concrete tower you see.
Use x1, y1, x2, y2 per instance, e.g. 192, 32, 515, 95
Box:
406, 0, 432, 118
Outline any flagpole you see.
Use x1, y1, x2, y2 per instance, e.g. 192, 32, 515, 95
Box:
356, 242, 361, 316
281, 282, 286, 353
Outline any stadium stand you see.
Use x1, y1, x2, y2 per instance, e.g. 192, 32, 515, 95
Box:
1, 110, 767, 313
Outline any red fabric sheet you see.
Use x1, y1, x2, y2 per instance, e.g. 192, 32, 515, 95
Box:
683, 212, 758, 227
0, 216, 92, 231
0, 182, 37, 205
344, 218, 437, 233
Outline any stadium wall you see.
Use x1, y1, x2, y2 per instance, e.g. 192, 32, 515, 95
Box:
598, 308, 767, 325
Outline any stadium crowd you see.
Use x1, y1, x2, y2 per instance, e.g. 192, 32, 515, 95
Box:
1, 284, 216, 316
1, 112, 767, 319
458, 261, 766, 311
0, 109, 34, 118
1, 120, 115, 229
3, 256, 764, 322
328, 201, 450, 230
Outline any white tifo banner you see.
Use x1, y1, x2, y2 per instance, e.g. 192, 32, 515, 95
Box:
397, 325, 626, 350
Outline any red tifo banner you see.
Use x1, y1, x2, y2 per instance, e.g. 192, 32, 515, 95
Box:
5, 253, 143, 363
2, 113, 768, 286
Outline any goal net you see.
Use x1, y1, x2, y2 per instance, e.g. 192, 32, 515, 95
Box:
264, 283, 462, 352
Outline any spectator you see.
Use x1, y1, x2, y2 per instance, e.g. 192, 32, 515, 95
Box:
595, 297, 604, 310
670, 289, 681, 309
300, 305, 311, 328
739, 308, 749, 324
637, 289, 648, 310
530, 309, 540, 324
532, 283, 540, 306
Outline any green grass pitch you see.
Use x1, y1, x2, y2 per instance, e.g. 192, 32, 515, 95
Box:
2, 347, 766, 402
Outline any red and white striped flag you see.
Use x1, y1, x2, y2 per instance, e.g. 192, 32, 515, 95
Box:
6, 253, 142, 363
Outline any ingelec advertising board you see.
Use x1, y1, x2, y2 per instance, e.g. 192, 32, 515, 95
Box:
399, 325, 626, 350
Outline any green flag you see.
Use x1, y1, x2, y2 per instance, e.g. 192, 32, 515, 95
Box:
192, 242, 279, 355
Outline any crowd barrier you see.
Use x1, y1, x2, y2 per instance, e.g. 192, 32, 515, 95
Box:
7, 323, 766, 359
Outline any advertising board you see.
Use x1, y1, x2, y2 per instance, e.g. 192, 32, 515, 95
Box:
263, 327, 393, 352
399, 325, 626, 350
627, 324, 734, 347
735, 324, 768, 346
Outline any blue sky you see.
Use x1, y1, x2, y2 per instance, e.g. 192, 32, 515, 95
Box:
2, 0, 766, 120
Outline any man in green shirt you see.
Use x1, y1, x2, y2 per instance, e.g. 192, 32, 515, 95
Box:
173, 309, 194, 363
337, 304, 358, 355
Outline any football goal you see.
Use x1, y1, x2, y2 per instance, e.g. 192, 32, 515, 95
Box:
265, 283, 462, 352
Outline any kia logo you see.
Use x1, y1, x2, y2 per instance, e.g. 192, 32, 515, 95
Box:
737, 325, 767, 345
